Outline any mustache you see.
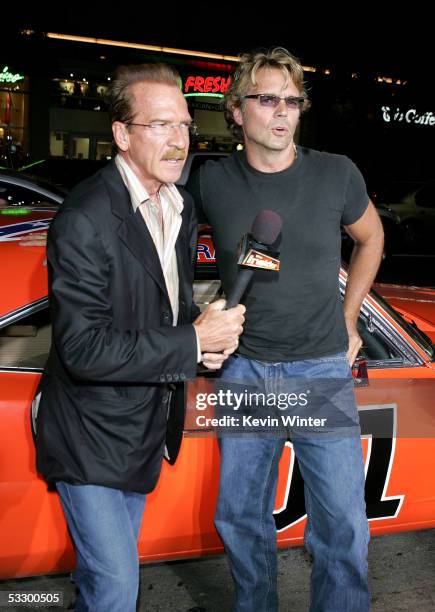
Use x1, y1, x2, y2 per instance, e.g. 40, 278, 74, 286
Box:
162, 149, 187, 160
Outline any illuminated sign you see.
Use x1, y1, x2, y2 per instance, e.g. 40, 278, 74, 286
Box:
187, 101, 224, 111
381, 106, 435, 126
184, 75, 231, 94
0, 208, 31, 216
0, 66, 25, 83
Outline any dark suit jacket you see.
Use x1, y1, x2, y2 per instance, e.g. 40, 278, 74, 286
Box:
36, 161, 199, 493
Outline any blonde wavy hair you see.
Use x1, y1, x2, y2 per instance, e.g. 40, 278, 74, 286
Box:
225, 47, 311, 139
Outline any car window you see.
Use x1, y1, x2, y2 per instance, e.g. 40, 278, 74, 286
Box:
357, 319, 401, 361
0, 182, 59, 208
0, 296, 417, 369
0, 309, 50, 369
415, 182, 435, 208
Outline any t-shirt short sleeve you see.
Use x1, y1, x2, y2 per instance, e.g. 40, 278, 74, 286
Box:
341, 158, 369, 226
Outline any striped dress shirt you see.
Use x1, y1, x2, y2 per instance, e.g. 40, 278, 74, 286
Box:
115, 154, 182, 323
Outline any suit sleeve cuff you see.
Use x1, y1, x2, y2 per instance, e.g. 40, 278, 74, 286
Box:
193, 326, 202, 363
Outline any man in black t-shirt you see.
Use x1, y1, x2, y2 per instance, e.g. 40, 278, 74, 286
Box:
188, 48, 384, 612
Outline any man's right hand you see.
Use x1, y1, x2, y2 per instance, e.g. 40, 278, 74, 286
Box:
19, 231, 48, 247
193, 299, 245, 354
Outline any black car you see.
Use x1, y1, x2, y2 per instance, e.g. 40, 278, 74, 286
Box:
20, 157, 110, 190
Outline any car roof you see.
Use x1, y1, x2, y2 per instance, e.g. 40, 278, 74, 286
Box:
177, 152, 227, 186
0, 169, 66, 202
20, 157, 110, 190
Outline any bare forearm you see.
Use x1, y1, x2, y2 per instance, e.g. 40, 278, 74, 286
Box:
343, 236, 384, 326
341, 200, 384, 364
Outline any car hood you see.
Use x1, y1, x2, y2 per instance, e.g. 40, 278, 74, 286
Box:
374, 282, 435, 342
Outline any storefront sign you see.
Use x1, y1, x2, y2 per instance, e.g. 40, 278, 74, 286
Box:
381, 106, 435, 126
188, 101, 223, 111
184, 75, 231, 94
0, 66, 25, 83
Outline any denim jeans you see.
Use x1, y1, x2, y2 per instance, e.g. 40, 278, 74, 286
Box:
56, 481, 146, 612
214, 353, 370, 612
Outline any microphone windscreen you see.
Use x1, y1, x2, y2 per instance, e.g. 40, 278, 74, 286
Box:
251, 210, 282, 246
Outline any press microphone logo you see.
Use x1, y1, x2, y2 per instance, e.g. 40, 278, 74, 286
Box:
241, 249, 280, 271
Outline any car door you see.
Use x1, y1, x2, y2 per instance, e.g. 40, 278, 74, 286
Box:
272, 275, 435, 543
0, 297, 74, 579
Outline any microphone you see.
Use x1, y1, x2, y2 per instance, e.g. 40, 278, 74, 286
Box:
226, 210, 282, 308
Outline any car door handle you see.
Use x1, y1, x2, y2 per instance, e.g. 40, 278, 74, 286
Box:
352, 357, 369, 387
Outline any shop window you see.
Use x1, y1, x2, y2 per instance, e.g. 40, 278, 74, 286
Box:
96, 85, 109, 97
72, 137, 90, 160
50, 131, 68, 157
0, 88, 29, 165
96, 140, 112, 160
58, 81, 75, 95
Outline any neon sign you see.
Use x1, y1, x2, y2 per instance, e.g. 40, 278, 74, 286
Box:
381, 106, 435, 127
184, 75, 231, 94
0, 66, 25, 83
185, 93, 224, 100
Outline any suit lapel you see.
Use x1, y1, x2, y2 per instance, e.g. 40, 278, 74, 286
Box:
102, 161, 170, 301
120, 211, 170, 300
175, 213, 191, 322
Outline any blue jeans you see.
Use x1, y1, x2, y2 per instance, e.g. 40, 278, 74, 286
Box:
56, 481, 146, 612
214, 353, 370, 612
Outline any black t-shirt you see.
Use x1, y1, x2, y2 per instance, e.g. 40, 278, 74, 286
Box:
188, 147, 368, 362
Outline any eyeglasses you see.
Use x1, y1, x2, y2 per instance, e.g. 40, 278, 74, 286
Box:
126, 121, 198, 136
243, 94, 306, 109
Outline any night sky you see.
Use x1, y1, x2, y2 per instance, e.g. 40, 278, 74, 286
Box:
3, 6, 434, 82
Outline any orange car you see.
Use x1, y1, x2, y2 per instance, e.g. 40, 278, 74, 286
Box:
1, 175, 435, 580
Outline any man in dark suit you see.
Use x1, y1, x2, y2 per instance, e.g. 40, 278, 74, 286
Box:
35, 63, 245, 612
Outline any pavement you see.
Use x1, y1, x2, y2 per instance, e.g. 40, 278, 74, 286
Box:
1, 529, 434, 611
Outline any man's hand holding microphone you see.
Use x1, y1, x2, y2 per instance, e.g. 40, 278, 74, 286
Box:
194, 209, 282, 370
18, 210, 283, 372
193, 299, 245, 370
